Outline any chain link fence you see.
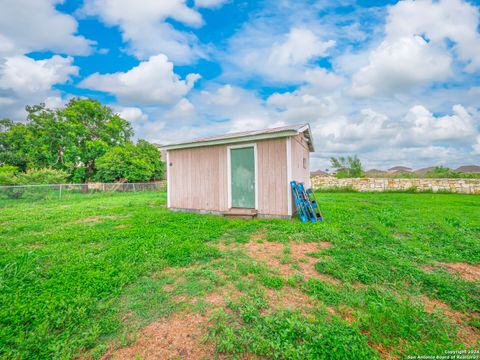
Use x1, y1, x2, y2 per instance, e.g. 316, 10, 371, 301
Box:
0, 181, 166, 201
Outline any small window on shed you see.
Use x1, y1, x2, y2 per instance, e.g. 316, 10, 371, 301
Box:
303, 157, 307, 169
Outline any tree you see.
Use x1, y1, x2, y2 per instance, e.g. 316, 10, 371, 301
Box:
136, 140, 165, 179
0, 119, 29, 171
330, 155, 363, 178
25, 99, 133, 181
95, 141, 164, 182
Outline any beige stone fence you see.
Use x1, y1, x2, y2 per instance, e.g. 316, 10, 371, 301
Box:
310, 176, 480, 194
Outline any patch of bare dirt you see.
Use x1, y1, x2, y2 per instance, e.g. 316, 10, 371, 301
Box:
440, 262, 480, 281
217, 241, 240, 251
114, 224, 129, 229
245, 239, 339, 285
337, 304, 357, 324
251, 232, 267, 242
263, 286, 316, 314
75, 215, 120, 224
26, 242, 43, 249
370, 343, 400, 360
109, 312, 218, 360
202, 285, 242, 308
421, 265, 435, 273
108, 285, 243, 360
75, 216, 102, 224
421, 296, 480, 346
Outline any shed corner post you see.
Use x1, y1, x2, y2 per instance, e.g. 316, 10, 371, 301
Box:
166, 150, 171, 208
286, 137, 293, 216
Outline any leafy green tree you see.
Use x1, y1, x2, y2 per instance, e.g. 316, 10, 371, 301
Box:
24, 99, 133, 181
0, 119, 29, 171
136, 140, 165, 179
330, 155, 363, 178
95, 141, 163, 182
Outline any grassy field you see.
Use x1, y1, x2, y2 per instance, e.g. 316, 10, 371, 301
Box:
0, 191, 479, 359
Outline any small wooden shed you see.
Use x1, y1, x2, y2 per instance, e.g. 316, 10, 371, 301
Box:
160, 124, 314, 218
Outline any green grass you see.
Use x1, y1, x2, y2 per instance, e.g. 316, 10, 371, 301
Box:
0, 191, 479, 359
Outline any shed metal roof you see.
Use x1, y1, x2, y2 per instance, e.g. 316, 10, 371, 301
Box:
158, 123, 314, 151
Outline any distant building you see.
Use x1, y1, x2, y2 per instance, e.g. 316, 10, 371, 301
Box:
365, 169, 387, 176
414, 166, 437, 174
456, 165, 480, 173
310, 169, 329, 177
388, 166, 412, 173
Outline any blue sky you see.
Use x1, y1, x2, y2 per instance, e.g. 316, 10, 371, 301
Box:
0, 0, 479, 170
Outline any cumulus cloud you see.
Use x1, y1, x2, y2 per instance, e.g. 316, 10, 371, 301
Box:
226, 26, 336, 84
117, 107, 148, 123
0, 0, 93, 56
194, 0, 228, 8
350, 36, 452, 97
79, 54, 200, 105
349, 0, 480, 96
473, 136, 480, 155
81, 0, 207, 63
0, 55, 78, 95
386, 0, 480, 72
0, 55, 78, 120
400, 104, 477, 146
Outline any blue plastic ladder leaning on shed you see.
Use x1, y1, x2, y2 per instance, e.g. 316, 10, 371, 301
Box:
290, 181, 324, 223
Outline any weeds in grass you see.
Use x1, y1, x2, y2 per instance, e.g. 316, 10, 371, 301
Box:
0, 191, 479, 358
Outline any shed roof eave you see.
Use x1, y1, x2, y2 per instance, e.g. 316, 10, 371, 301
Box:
159, 130, 299, 151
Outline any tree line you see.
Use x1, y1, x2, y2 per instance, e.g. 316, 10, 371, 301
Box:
0, 98, 164, 185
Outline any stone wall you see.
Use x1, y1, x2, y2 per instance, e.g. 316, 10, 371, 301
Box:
310, 176, 480, 194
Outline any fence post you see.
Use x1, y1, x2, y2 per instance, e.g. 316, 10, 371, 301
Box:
103, 183, 105, 192
133, 183, 136, 192
59, 184, 62, 199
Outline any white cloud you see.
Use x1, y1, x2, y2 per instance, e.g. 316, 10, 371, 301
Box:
473, 136, 480, 155
349, 0, 480, 97
0, 55, 78, 95
79, 54, 200, 105
226, 26, 336, 83
269, 28, 334, 67
0, 55, 77, 120
164, 99, 196, 121
81, 0, 206, 63
196, 85, 271, 125
386, 0, 480, 72
44, 96, 66, 109
195, 0, 228, 8
117, 107, 148, 123
350, 36, 452, 97
0, 0, 92, 56
400, 104, 477, 146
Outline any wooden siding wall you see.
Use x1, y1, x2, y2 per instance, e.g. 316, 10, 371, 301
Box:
257, 138, 288, 216
291, 134, 310, 187
169, 145, 228, 211
168, 137, 289, 216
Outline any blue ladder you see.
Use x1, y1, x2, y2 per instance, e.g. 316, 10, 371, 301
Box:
290, 181, 323, 222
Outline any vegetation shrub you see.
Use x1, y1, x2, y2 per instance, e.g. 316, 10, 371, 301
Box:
330, 155, 363, 178
17, 168, 69, 185
95, 140, 164, 182
0, 167, 68, 198
0, 98, 164, 183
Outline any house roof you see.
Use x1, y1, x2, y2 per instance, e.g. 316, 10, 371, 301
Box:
414, 166, 437, 174
158, 124, 314, 151
388, 166, 412, 172
455, 165, 480, 173
310, 169, 329, 176
365, 169, 387, 174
